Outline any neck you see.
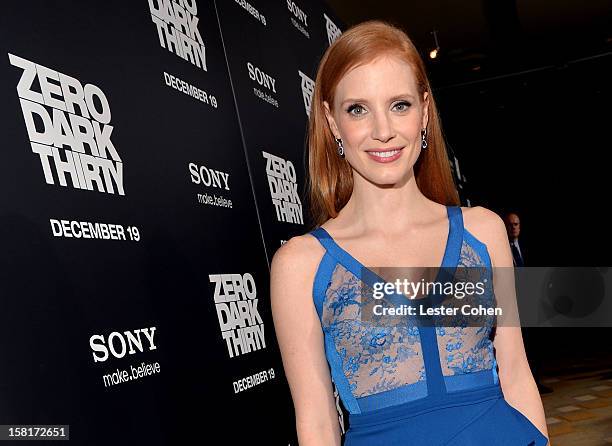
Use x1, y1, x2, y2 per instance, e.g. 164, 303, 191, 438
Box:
337, 168, 436, 234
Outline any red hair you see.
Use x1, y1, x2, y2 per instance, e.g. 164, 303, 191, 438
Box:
306, 20, 460, 227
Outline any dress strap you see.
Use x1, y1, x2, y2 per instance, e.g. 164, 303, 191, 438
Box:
445, 205, 465, 268
309, 227, 335, 252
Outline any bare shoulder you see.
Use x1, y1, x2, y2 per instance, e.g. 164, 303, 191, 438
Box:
271, 233, 325, 275
270, 233, 326, 299
461, 206, 512, 268
461, 206, 506, 238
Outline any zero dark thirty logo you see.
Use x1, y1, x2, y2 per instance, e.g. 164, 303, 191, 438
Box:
8, 53, 124, 195
262, 151, 303, 224
209, 273, 265, 358
148, 0, 207, 70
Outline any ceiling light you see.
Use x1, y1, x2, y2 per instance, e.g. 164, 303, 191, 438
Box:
429, 29, 441, 60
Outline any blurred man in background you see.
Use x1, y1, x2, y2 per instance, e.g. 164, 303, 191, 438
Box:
504, 211, 552, 394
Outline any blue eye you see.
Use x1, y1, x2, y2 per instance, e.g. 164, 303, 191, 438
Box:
347, 104, 365, 116
394, 101, 412, 111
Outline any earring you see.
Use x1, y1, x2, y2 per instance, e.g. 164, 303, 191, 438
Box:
335, 137, 345, 158
421, 128, 428, 150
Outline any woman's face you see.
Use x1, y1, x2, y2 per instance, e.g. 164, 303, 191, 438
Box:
324, 54, 429, 186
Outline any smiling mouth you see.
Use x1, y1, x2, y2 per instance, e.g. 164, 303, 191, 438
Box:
372, 149, 400, 157
366, 147, 404, 161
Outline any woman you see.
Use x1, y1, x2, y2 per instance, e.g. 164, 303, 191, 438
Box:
270, 20, 549, 445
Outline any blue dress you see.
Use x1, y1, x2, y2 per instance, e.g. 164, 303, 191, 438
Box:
308, 205, 549, 445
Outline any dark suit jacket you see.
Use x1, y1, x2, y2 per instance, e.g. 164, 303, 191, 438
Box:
511, 239, 528, 266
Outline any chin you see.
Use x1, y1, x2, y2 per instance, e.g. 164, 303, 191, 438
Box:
367, 170, 408, 187
352, 157, 412, 186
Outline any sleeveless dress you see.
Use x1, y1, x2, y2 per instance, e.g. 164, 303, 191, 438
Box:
308, 205, 549, 445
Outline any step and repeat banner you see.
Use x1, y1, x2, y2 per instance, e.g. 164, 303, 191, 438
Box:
0, 1, 343, 445
215, 0, 343, 252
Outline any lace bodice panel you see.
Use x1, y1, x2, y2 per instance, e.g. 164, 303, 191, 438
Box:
310, 208, 499, 415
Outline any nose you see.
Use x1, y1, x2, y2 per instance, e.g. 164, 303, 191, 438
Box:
371, 111, 395, 142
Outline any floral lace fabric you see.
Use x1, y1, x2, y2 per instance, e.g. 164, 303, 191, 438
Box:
321, 264, 426, 397
436, 241, 496, 377
320, 238, 496, 399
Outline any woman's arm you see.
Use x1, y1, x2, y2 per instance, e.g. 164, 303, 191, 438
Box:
270, 236, 342, 446
495, 326, 549, 442
466, 207, 550, 444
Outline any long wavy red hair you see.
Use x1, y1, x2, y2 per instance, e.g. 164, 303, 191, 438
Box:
306, 20, 460, 228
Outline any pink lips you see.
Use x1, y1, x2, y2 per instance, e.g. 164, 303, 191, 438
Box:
366, 147, 404, 163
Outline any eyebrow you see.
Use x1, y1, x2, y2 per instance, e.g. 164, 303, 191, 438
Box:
341, 93, 416, 106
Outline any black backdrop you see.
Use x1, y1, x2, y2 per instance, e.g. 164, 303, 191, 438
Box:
0, 1, 344, 444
